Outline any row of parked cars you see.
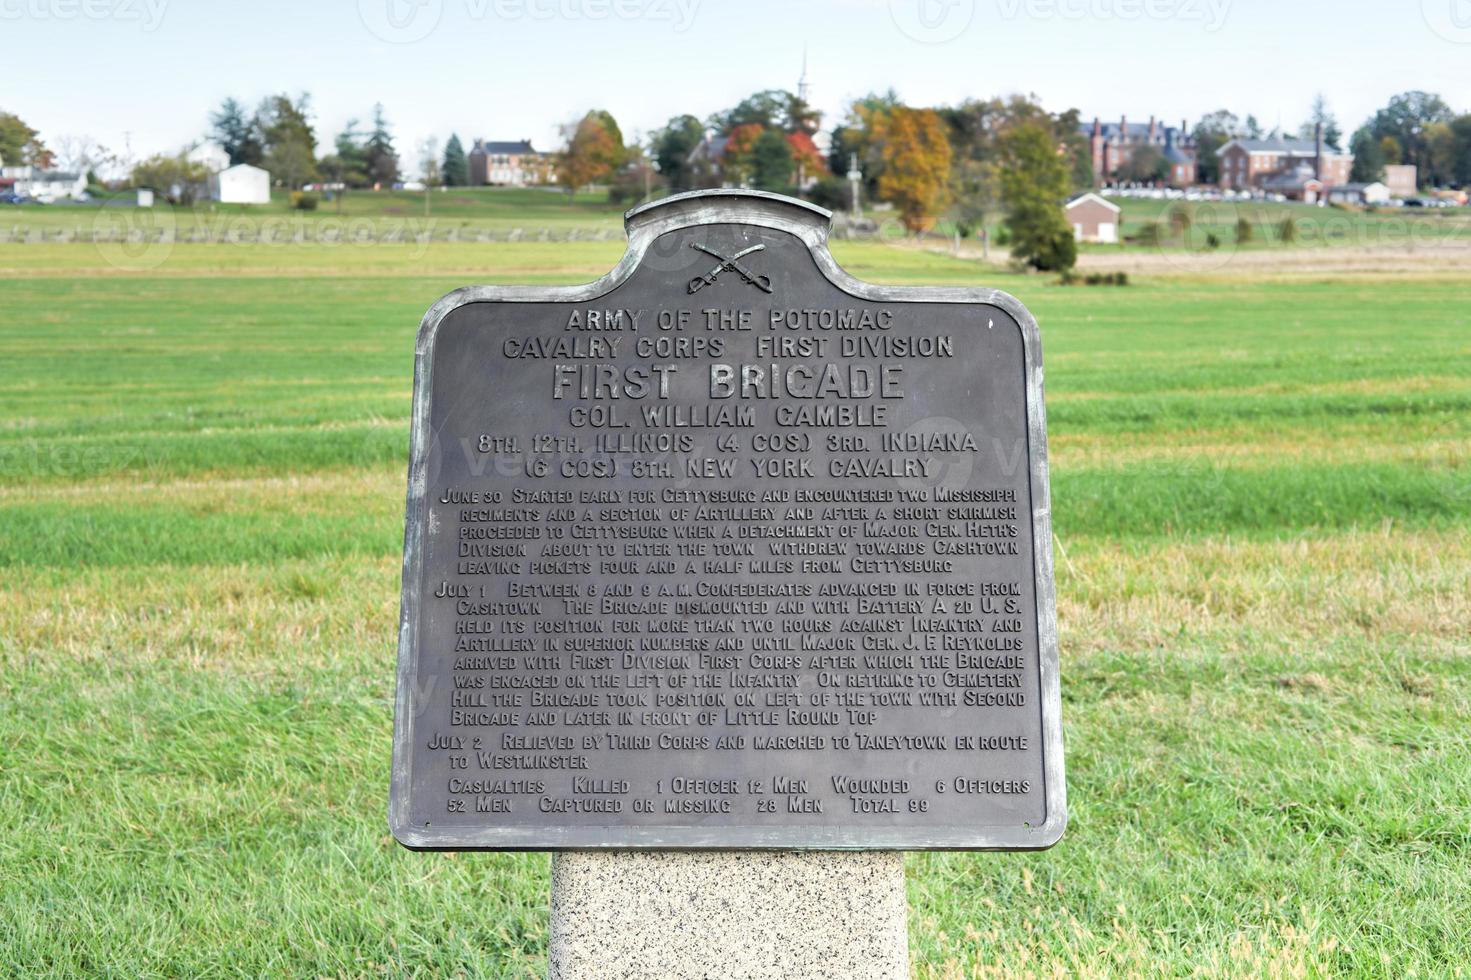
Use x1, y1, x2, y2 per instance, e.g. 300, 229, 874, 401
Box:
1106, 185, 1467, 208
1, 191, 93, 205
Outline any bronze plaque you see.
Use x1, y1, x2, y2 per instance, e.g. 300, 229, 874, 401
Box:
389, 190, 1065, 849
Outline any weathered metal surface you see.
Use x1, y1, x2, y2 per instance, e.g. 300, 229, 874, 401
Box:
389, 190, 1065, 850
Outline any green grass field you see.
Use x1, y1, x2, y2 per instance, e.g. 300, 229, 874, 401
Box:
1, 190, 1468, 976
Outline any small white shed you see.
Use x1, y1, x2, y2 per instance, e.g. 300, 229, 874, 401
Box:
211, 163, 271, 204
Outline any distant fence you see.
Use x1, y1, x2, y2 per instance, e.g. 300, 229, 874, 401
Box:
0, 221, 906, 246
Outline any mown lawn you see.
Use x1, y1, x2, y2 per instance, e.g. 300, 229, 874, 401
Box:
0, 239, 1468, 976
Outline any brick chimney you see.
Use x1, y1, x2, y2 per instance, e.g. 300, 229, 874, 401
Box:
1120, 115, 1127, 143
1148, 116, 1157, 142
1092, 116, 1101, 139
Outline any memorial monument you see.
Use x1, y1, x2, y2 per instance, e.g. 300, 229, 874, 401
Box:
390, 189, 1065, 977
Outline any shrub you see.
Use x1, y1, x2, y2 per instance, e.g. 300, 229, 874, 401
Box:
1278, 216, 1297, 243
1205, 232, 1221, 249
1235, 217, 1253, 244
290, 191, 319, 211
1168, 204, 1192, 236
1029, 228, 1077, 272
804, 176, 850, 213
1064, 271, 1129, 287
1135, 221, 1162, 246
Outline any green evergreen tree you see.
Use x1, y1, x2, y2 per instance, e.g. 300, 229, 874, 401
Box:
209, 97, 262, 165
750, 127, 794, 191
442, 134, 469, 187
652, 115, 705, 192
1349, 126, 1386, 183
364, 103, 398, 186
999, 122, 1076, 273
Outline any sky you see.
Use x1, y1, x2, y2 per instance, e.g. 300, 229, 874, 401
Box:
5, 0, 1470, 174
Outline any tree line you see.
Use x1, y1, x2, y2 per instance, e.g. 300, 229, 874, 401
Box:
551, 89, 1087, 272
1185, 91, 1471, 190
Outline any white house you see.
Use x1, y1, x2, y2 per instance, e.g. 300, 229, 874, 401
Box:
210, 163, 271, 204
1065, 192, 1122, 243
187, 141, 231, 174
0, 162, 87, 201
1326, 182, 1390, 206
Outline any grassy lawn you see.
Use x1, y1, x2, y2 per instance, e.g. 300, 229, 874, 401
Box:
0, 226, 1468, 975
1090, 195, 1471, 253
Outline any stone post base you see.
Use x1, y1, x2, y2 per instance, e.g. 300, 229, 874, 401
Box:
548, 850, 907, 979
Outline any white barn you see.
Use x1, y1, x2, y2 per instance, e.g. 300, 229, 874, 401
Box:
1326, 182, 1391, 206
210, 163, 270, 204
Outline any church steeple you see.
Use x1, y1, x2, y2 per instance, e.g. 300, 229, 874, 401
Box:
797, 46, 812, 105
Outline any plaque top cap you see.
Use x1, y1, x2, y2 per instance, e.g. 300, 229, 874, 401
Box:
623, 189, 834, 237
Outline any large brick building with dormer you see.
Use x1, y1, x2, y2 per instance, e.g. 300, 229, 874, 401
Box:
1082, 115, 1197, 188
1216, 127, 1352, 195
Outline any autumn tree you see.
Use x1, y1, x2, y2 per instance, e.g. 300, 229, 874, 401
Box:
998, 121, 1075, 272
828, 90, 902, 202
785, 131, 827, 187
0, 111, 52, 168
875, 106, 953, 234
129, 153, 210, 203
557, 110, 623, 198
940, 95, 1080, 245
720, 122, 766, 187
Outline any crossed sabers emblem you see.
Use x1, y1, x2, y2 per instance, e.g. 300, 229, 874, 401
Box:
687, 242, 774, 295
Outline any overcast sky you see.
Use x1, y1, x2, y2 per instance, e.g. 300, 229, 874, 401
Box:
7, 0, 1470, 172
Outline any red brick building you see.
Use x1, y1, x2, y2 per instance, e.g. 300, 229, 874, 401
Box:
1217, 126, 1352, 193
1082, 115, 1197, 188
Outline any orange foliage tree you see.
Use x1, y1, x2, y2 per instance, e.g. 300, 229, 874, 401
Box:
721, 122, 766, 185
875, 106, 953, 234
785, 131, 828, 185
557, 111, 623, 199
